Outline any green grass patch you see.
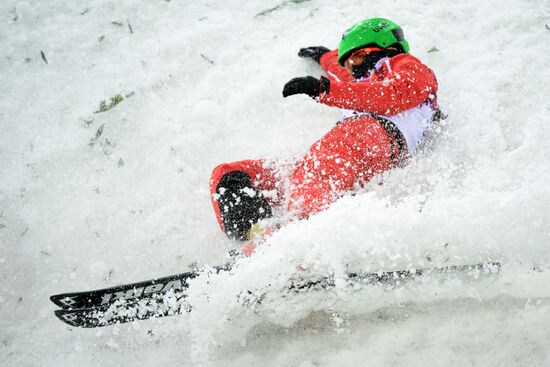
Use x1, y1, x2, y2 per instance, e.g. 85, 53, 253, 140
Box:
94, 94, 124, 114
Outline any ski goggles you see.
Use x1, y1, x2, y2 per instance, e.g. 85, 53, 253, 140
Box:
344, 47, 383, 71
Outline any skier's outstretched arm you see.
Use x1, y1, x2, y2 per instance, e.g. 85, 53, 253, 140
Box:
318, 58, 437, 115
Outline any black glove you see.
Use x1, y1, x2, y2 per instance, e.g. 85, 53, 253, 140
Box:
282, 76, 320, 98
282, 76, 330, 98
298, 46, 330, 63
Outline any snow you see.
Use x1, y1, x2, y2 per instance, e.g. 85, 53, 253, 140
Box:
1, 0, 550, 366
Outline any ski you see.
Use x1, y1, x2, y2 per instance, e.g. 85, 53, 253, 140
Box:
52, 262, 500, 328
54, 289, 191, 328
50, 263, 231, 310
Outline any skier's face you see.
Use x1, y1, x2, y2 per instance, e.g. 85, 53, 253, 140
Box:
344, 47, 382, 73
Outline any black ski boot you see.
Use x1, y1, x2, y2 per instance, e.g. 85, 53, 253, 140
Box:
215, 170, 273, 241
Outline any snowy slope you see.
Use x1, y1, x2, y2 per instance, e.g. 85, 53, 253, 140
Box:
1, 0, 550, 366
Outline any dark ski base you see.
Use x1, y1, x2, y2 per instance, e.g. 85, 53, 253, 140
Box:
51, 262, 500, 328
54, 291, 191, 328
50, 263, 231, 310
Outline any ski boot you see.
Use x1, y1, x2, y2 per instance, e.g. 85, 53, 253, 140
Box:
216, 170, 273, 241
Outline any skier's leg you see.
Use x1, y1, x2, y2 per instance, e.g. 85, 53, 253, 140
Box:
210, 159, 282, 240
288, 116, 398, 219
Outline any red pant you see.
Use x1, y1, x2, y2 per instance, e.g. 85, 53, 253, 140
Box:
210, 116, 399, 233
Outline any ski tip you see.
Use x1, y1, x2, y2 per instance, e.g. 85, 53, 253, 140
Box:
54, 308, 106, 328
54, 309, 83, 328
50, 294, 64, 308
50, 293, 77, 309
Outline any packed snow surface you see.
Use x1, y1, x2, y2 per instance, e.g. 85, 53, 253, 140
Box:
2, 0, 550, 365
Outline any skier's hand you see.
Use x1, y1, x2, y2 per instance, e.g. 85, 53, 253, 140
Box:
282, 76, 330, 98
282, 76, 320, 97
298, 46, 330, 63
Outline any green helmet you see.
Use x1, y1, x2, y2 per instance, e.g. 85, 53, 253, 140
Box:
338, 18, 410, 66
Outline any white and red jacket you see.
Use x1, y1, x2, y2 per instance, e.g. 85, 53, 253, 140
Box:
318, 50, 439, 153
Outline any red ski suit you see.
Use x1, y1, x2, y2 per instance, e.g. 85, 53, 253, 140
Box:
210, 50, 438, 232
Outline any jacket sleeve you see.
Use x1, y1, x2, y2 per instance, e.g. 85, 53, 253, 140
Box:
318, 55, 438, 116
319, 50, 355, 83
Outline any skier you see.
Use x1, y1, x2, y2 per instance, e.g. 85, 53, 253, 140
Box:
209, 18, 439, 254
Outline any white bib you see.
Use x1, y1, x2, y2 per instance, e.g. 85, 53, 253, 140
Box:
342, 103, 435, 153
